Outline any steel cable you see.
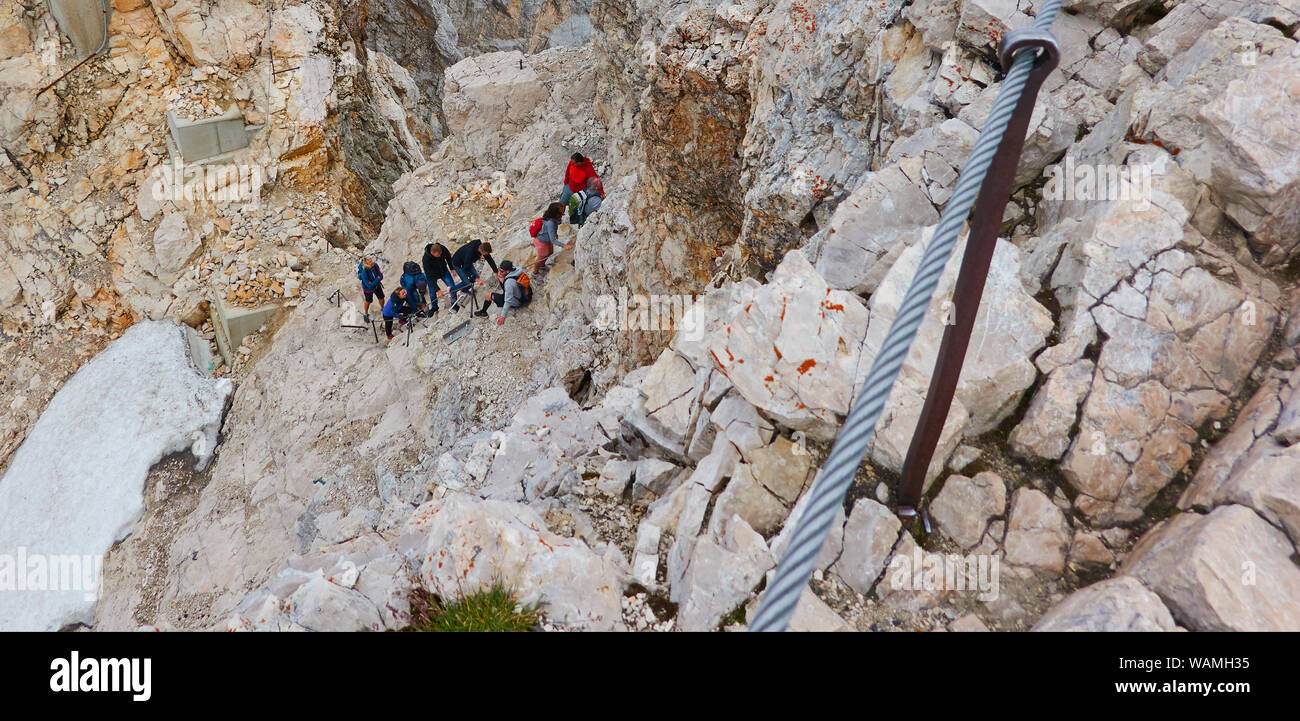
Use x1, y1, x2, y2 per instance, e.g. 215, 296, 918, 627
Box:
750, 0, 1064, 632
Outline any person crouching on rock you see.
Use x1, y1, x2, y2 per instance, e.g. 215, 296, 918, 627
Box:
400, 261, 432, 317
449, 239, 498, 299
475, 260, 532, 325
357, 256, 385, 323
531, 202, 568, 274
382, 286, 419, 341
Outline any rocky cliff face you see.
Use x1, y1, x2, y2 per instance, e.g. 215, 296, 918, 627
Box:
3, 0, 1299, 632
0, 0, 593, 476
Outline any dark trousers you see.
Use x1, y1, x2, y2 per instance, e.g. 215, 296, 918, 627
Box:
384, 314, 409, 336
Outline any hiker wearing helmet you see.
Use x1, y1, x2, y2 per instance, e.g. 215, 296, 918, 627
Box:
356, 256, 385, 323
421, 241, 455, 303
531, 202, 568, 274
400, 259, 431, 315
560, 153, 598, 209
475, 260, 532, 325
381, 286, 419, 341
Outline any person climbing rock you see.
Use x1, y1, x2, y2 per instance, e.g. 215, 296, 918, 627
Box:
531, 202, 568, 274
560, 153, 599, 214
450, 239, 497, 292
400, 261, 432, 316
421, 241, 455, 307
582, 177, 604, 218
357, 256, 385, 323
381, 286, 419, 341
475, 260, 532, 325
568, 176, 605, 227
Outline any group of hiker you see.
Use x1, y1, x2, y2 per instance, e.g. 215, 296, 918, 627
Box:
356, 153, 605, 342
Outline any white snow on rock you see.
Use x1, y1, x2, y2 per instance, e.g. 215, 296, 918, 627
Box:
0, 321, 231, 631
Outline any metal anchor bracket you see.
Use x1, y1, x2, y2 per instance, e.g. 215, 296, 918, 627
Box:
895, 27, 1061, 520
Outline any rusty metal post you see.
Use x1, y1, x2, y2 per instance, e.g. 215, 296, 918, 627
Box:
896, 29, 1061, 520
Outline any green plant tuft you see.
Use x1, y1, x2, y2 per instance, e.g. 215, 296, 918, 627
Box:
402, 583, 540, 632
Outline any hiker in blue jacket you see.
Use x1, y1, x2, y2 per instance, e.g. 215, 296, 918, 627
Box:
381, 287, 419, 341
400, 261, 432, 316
357, 256, 385, 322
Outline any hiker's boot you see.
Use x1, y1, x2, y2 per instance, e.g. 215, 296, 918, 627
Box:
363, 313, 371, 323
473, 307, 488, 318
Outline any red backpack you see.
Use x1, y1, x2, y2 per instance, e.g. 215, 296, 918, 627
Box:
529, 218, 543, 237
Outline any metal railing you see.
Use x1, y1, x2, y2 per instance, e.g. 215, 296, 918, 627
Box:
750, 2, 1065, 632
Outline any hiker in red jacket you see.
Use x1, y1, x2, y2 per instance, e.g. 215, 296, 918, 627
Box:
561, 153, 598, 207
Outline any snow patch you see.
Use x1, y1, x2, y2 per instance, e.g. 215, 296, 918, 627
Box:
0, 321, 232, 631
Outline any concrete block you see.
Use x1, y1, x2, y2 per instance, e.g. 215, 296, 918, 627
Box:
167, 107, 253, 163
208, 299, 280, 367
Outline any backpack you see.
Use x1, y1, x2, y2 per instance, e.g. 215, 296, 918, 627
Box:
529, 218, 543, 237
516, 272, 533, 303
403, 260, 420, 277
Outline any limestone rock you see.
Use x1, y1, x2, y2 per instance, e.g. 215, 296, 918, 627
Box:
625, 349, 701, 458
1011, 359, 1095, 461
675, 515, 773, 632
1121, 505, 1300, 632
443, 51, 555, 165
1003, 488, 1070, 574
830, 498, 902, 596
152, 0, 268, 69
152, 213, 201, 285
1032, 577, 1178, 632
403, 493, 627, 631
809, 167, 938, 295
750, 583, 853, 632
478, 387, 605, 502
676, 251, 871, 441
930, 471, 1006, 551
1067, 530, 1115, 568
709, 393, 776, 459
708, 462, 789, 538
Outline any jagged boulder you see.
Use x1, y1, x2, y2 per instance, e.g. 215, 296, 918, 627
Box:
1032, 577, 1178, 632
402, 493, 629, 630
1120, 505, 1300, 631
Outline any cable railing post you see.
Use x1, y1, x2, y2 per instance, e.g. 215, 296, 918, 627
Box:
750, 2, 1065, 632
895, 27, 1062, 520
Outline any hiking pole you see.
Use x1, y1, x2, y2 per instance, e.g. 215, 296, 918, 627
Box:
749, 4, 1063, 633
405, 312, 418, 347
895, 27, 1061, 524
